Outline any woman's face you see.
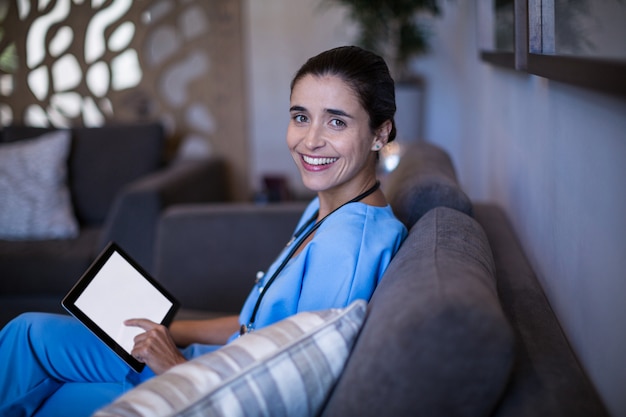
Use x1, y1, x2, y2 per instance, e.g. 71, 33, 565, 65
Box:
287, 74, 382, 198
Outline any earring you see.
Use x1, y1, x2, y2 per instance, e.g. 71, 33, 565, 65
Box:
372, 143, 382, 151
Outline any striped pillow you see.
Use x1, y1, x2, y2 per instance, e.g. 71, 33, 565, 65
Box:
95, 300, 367, 417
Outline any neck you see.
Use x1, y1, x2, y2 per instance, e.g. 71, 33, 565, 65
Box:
316, 178, 383, 219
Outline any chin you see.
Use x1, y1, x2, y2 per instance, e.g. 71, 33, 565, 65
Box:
299, 176, 331, 193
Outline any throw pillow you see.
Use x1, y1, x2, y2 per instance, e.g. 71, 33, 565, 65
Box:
0, 130, 79, 240
95, 300, 367, 417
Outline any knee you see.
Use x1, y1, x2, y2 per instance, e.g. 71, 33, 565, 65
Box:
2, 312, 41, 333
13, 312, 62, 327
13, 312, 51, 323
2, 313, 72, 339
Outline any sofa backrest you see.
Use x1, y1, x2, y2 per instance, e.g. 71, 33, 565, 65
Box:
321, 207, 515, 417
383, 141, 473, 229
3, 124, 165, 226
155, 203, 309, 313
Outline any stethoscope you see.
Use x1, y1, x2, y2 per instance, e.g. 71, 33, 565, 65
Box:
239, 180, 381, 336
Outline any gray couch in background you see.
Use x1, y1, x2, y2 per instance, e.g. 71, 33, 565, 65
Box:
154, 143, 609, 416
0, 124, 229, 326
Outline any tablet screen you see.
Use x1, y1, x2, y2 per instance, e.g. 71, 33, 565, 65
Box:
63, 242, 179, 372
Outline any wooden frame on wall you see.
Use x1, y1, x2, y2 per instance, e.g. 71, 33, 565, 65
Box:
479, 0, 626, 97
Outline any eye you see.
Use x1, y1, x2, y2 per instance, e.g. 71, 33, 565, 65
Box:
293, 114, 308, 123
329, 119, 346, 128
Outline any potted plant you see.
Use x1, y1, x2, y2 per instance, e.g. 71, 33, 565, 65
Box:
323, 0, 441, 81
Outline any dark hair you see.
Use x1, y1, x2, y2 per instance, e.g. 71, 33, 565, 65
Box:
290, 46, 397, 142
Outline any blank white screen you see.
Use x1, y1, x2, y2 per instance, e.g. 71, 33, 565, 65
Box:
75, 251, 173, 354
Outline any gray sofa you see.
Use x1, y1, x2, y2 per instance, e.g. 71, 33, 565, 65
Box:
0, 124, 229, 327
154, 142, 609, 416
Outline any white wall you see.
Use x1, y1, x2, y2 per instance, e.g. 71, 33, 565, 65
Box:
244, 1, 626, 415
413, 3, 626, 416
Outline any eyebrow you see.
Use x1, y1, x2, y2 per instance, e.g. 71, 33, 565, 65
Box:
289, 105, 354, 119
326, 108, 354, 119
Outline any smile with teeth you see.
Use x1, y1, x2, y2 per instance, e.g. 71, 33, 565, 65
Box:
302, 155, 338, 166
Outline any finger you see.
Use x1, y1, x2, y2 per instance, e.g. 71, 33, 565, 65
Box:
124, 318, 157, 330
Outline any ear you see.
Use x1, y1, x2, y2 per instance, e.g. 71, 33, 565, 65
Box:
371, 120, 392, 151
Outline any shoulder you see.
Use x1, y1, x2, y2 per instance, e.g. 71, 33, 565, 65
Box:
316, 203, 407, 249
326, 203, 405, 233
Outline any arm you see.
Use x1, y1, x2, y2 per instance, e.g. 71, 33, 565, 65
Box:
169, 315, 240, 347
125, 315, 239, 375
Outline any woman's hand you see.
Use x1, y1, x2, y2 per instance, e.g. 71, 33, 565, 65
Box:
124, 318, 187, 375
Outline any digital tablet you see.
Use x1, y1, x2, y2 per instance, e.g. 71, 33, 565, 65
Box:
62, 242, 180, 373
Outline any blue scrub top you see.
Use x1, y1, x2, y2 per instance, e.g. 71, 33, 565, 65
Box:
235, 198, 407, 338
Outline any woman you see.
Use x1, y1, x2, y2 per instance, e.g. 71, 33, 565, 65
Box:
0, 46, 407, 416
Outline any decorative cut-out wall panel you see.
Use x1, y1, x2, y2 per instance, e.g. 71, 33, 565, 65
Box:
0, 0, 248, 199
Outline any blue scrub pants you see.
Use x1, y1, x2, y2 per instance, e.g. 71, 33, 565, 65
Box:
0, 313, 218, 417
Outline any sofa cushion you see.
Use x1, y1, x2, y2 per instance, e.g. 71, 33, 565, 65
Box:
155, 203, 308, 312
95, 300, 367, 417
0, 227, 101, 296
321, 207, 515, 417
2, 124, 165, 225
384, 142, 473, 228
70, 124, 165, 225
0, 130, 79, 240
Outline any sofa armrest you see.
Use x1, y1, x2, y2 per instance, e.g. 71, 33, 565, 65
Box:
154, 202, 308, 314
99, 158, 230, 271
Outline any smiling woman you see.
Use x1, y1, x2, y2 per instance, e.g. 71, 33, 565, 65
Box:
236, 46, 406, 334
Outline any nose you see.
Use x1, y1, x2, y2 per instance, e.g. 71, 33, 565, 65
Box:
303, 123, 325, 150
